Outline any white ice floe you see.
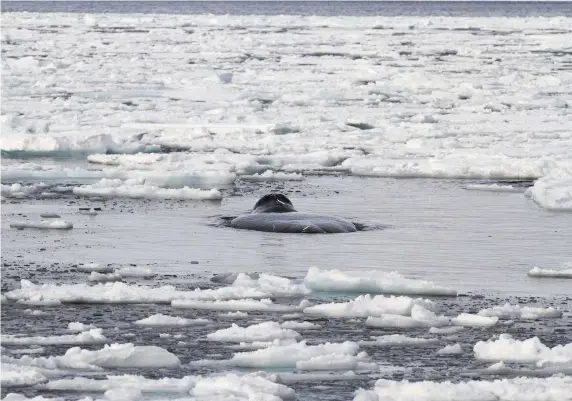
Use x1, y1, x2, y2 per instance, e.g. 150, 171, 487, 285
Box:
477, 303, 563, 320
219, 311, 249, 319
6, 343, 180, 370
303, 294, 435, 319
359, 334, 439, 347
173, 298, 308, 312
88, 272, 122, 283
24, 309, 49, 317
429, 326, 465, 335
436, 343, 463, 355
67, 322, 96, 332
73, 178, 223, 200
526, 169, 572, 211
280, 321, 320, 330
365, 305, 450, 329
16, 296, 61, 307
5, 280, 269, 305
1, 363, 48, 387
304, 267, 457, 296
207, 322, 301, 343
133, 313, 209, 327
528, 265, 572, 279
230, 340, 376, 371
9, 347, 46, 355
1, 183, 48, 198
465, 183, 523, 192
241, 171, 305, 181
361, 302, 449, 329
40, 213, 61, 218
9, 220, 73, 230
45, 372, 294, 400
473, 333, 572, 369
353, 376, 572, 401
1, 329, 107, 346
227, 339, 299, 351
114, 267, 156, 278
232, 273, 310, 297
451, 313, 498, 327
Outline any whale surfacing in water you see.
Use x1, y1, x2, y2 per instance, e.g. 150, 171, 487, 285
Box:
229, 194, 357, 234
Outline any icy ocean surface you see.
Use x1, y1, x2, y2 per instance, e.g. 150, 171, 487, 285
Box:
1, 2, 572, 401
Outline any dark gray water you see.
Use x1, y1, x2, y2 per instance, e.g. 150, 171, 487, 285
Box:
2, 1, 572, 17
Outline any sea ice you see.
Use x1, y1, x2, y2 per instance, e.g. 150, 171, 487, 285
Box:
303, 294, 435, 319
1, 329, 107, 346
88, 272, 122, 283
173, 298, 307, 312
528, 265, 572, 279
436, 343, 463, 355
133, 313, 210, 327
1, 363, 48, 387
477, 303, 563, 319
73, 178, 223, 200
67, 322, 96, 332
6, 343, 180, 370
206, 322, 301, 342
364, 304, 449, 329
280, 321, 320, 330
230, 340, 376, 371
5, 280, 269, 304
473, 333, 572, 369
359, 334, 439, 347
353, 376, 572, 401
451, 313, 498, 327
465, 183, 523, 192
9, 220, 73, 230
304, 267, 457, 296
45, 371, 294, 400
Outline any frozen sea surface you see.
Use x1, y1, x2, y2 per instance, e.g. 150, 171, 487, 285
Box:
1, 7, 571, 401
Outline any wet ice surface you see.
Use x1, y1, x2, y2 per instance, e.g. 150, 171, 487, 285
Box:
1, 9, 572, 401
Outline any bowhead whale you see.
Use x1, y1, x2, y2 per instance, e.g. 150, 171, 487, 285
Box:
229, 194, 357, 234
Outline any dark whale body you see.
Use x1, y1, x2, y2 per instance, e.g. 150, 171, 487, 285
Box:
230, 194, 357, 234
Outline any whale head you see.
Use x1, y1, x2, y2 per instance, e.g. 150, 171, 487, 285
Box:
252, 193, 297, 214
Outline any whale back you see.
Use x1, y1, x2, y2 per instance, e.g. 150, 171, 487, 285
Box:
252, 193, 297, 214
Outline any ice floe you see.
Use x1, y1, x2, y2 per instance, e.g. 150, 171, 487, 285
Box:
528, 265, 572, 279
353, 376, 572, 401
1, 363, 48, 387
133, 313, 209, 327
1, 329, 107, 346
473, 333, 572, 369
280, 321, 320, 330
9, 220, 73, 230
477, 303, 563, 319
303, 294, 435, 319
451, 313, 498, 327
230, 340, 377, 371
365, 305, 449, 329
5, 280, 269, 304
173, 298, 308, 312
207, 322, 301, 342
5, 343, 180, 370
465, 183, 523, 192
304, 267, 457, 296
44, 372, 294, 400
359, 334, 439, 347
67, 322, 97, 332
73, 178, 223, 200
525, 169, 572, 211
436, 343, 463, 355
